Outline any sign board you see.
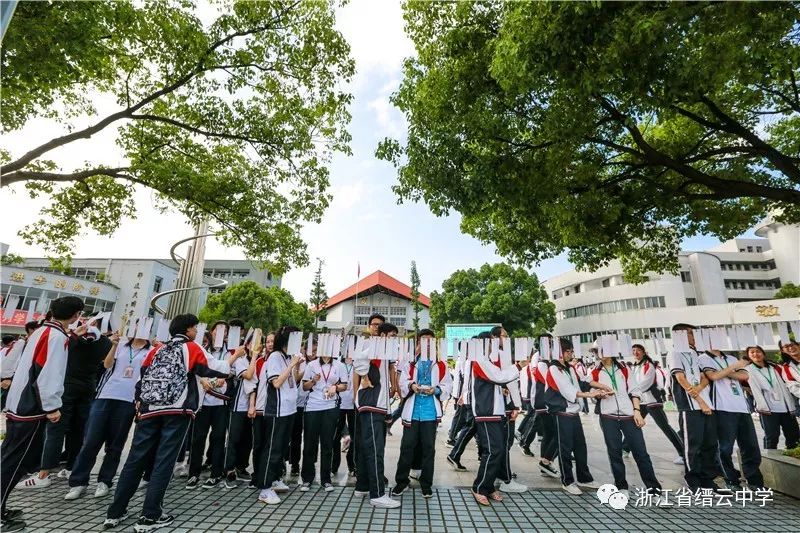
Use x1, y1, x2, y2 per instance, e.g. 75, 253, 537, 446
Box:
444, 323, 499, 359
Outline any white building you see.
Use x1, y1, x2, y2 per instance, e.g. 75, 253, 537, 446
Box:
544, 218, 799, 351
319, 270, 431, 334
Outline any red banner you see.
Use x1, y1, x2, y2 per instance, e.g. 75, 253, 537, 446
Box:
1, 309, 44, 328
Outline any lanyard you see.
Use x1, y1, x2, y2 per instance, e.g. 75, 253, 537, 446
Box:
127, 345, 146, 365
755, 365, 774, 388
681, 352, 697, 379
712, 356, 729, 370
603, 366, 618, 391
320, 362, 332, 385
345, 363, 353, 376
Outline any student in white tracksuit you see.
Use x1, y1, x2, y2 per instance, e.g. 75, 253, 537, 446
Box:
745, 345, 800, 450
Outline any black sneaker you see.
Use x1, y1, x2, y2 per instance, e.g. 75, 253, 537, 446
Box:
725, 482, 743, 493
224, 472, 239, 489
185, 476, 199, 489
539, 461, 559, 478
1, 518, 26, 532
201, 462, 211, 472
445, 440, 455, 448
391, 483, 408, 497
236, 468, 251, 481
133, 514, 174, 532
202, 476, 223, 489
521, 446, 535, 457
2, 509, 23, 521
103, 512, 129, 530
421, 487, 433, 499
446, 456, 467, 472
248, 480, 257, 489
290, 468, 300, 477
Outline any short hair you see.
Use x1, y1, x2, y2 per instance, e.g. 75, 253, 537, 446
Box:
632, 343, 646, 352
559, 338, 573, 352
368, 313, 386, 325
489, 326, 504, 337
169, 314, 199, 337
49, 296, 85, 320
1, 335, 14, 346
417, 328, 435, 338
274, 325, 300, 353
25, 321, 39, 334
228, 318, 245, 329
378, 323, 398, 336
672, 323, 696, 332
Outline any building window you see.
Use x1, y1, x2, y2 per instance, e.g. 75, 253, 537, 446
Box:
573, 285, 581, 294
565, 290, 570, 296
373, 306, 389, 316
390, 307, 406, 316
680, 271, 692, 283
602, 278, 610, 288
153, 276, 163, 293
747, 246, 753, 252
354, 316, 368, 326
739, 248, 745, 252
686, 298, 697, 306
552, 292, 558, 300
355, 306, 370, 315
756, 246, 763, 253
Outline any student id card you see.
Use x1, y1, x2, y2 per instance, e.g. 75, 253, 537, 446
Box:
123, 366, 134, 378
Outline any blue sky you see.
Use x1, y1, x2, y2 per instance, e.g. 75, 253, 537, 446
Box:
0, 0, 732, 302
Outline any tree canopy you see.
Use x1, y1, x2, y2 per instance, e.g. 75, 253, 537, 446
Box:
378, 2, 800, 281
410, 260, 422, 333
309, 258, 328, 331
774, 282, 800, 300
198, 280, 312, 332
429, 263, 555, 337
1, 0, 353, 273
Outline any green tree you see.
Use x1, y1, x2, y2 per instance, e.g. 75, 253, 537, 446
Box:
1, 0, 353, 274
267, 286, 314, 332
429, 263, 555, 337
378, 2, 800, 282
199, 281, 281, 331
309, 258, 329, 332
410, 260, 422, 333
0, 253, 24, 266
774, 282, 800, 299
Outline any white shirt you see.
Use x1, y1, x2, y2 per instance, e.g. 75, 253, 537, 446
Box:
746, 363, 791, 414
264, 351, 298, 417
669, 350, 713, 411
203, 346, 231, 407
339, 361, 355, 410
96, 343, 149, 402
699, 354, 749, 414
230, 357, 252, 412
586, 362, 641, 417
296, 360, 309, 408
303, 359, 348, 412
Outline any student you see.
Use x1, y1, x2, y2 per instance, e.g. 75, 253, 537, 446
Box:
300, 341, 348, 492
446, 352, 468, 447
699, 349, 763, 491
221, 325, 263, 489
354, 322, 399, 509
779, 339, 800, 403
669, 323, 720, 492
104, 314, 244, 532
253, 326, 301, 505
744, 345, 800, 449
392, 329, 451, 498
1, 297, 84, 533
469, 338, 521, 505
186, 321, 231, 489
332, 347, 356, 479
623, 344, 684, 464
521, 337, 560, 478
245, 337, 272, 490
586, 346, 661, 498
65, 330, 151, 500
545, 338, 603, 496
289, 340, 315, 477
1, 322, 38, 410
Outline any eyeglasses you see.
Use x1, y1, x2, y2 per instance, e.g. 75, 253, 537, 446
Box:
369, 322, 382, 327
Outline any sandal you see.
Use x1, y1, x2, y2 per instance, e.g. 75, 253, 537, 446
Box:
489, 491, 504, 502
471, 490, 490, 505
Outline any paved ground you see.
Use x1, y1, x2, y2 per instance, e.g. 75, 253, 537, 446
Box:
7, 409, 800, 532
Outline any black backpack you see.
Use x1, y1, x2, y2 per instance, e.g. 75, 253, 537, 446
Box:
139, 338, 187, 405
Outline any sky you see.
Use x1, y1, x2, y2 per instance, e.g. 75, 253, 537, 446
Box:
0, 0, 729, 302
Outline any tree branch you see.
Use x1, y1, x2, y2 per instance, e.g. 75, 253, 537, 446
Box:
2, 167, 131, 187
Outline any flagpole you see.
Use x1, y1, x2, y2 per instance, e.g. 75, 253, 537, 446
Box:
354, 261, 360, 335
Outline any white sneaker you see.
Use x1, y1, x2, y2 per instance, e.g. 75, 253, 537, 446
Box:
94, 482, 110, 498
409, 469, 421, 480
137, 479, 149, 491
370, 495, 401, 509
272, 480, 290, 493
622, 451, 631, 459
299, 481, 311, 492
323, 482, 335, 492
499, 480, 528, 493
577, 480, 601, 490
173, 463, 189, 477
673, 456, 685, 465
354, 490, 369, 497
258, 488, 280, 505
562, 483, 583, 496
17, 475, 51, 489
64, 486, 86, 500
57, 469, 71, 479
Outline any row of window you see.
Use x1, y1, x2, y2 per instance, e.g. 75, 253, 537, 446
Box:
553, 275, 653, 299
577, 327, 673, 344
1, 284, 115, 315
725, 279, 781, 291
738, 245, 764, 253
720, 261, 775, 272
353, 315, 407, 326
559, 296, 666, 320
26, 266, 107, 281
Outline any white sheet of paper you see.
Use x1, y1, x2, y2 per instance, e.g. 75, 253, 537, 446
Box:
709, 327, 726, 350
287, 331, 302, 356
736, 325, 756, 348
726, 327, 739, 351
513, 337, 527, 362
429, 337, 437, 361
552, 337, 562, 360
194, 323, 207, 347
227, 326, 241, 349
672, 330, 690, 352
25, 300, 37, 323
790, 321, 800, 340
213, 324, 226, 349
571, 336, 581, 359
655, 331, 666, 354
137, 317, 154, 340
127, 318, 139, 339
620, 333, 633, 359
346, 335, 356, 359
755, 323, 774, 347
539, 337, 550, 361
693, 329, 707, 353
306, 333, 314, 357
2, 295, 20, 321
777, 322, 791, 345
440, 338, 448, 361
156, 318, 171, 342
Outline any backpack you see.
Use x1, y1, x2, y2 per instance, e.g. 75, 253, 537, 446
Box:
139, 339, 188, 405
